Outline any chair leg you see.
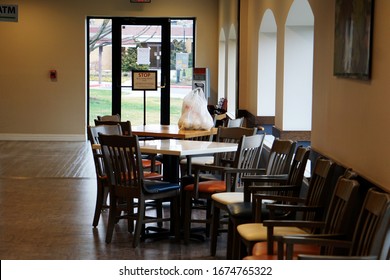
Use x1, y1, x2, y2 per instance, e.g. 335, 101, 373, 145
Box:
171, 195, 181, 241
226, 218, 234, 259
133, 199, 145, 248
206, 200, 212, 237
210, 204, 220, 256
105, 197, 117, 244
230, 216, 253, 259
156, 199, 163, 228
92, 181, 104, 227
183, 191, 192, 244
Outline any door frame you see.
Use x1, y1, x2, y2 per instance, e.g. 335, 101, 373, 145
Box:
112, 17, 171, 125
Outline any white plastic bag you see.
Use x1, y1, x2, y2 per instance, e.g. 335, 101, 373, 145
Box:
178, 87, 214, 130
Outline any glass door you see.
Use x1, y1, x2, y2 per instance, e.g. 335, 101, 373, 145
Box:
88, 17, 194, 126
112, 18, 170, 125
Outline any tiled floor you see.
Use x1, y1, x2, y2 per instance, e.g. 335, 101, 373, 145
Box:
0, 141, 227, 260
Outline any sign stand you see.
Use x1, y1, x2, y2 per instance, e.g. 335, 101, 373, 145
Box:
132, 70, 158, 125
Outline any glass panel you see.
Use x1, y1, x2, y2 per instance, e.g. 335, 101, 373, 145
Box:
88, 18, 113, 125
121, 25, 161, 125
170, 19, 194, 125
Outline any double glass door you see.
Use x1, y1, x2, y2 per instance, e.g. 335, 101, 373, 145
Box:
88, 17, 194, 126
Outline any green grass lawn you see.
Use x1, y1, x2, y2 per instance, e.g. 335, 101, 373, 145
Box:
89, 88, 183, 125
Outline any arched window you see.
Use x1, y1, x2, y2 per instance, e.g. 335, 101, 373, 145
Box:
258, 9, 277, 117
227, 24, 237, 118
283, 0, 314, 131
218, 29, 226, 101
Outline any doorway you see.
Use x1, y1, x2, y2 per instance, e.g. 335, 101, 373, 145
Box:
87, 17, 195, 125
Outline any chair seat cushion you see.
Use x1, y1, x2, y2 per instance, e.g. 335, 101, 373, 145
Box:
243, 241, 321, 260
142, 159, 162, 168
237, 223, 307, 241
143, 172, 163, 179
143, 180, 180, 194
227, 200, 281, 220
184, 180, 226, 193
211, 192, 243, 205
227, 202, 253, 218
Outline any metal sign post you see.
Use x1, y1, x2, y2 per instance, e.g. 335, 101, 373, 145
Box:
132, 70, 158, 125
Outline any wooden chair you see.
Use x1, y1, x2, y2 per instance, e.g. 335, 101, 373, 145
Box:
244, 169, 362, 260
235, 157, 337, 258
226, 117, 244, 128
99, 134, 181, 248
95, 119, 162, 174
97, 114, 121, 122
94, 119, 131, 135
87, 124, 122, 227
289, 188, 390, 260
225, 145, 309, 259
179, 116, 245, 176
210, 138, 297, 257
182, 133, 264, 243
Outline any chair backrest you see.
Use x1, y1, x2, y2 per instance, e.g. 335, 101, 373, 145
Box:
97, 114, 121, 122
87, 124, 122, 145
350, 188, 390, 259
286, 146, 310, 187
322, 175, 360, 238
298, 188, 390, 260
99, 134, 144, 196
213, 126, 259, 167
264, 138, 297, 176
226, 117, 244, 128
87, 125, 123, 178
94, 120, 132, 136
228, 134, 266, 191
302, 157, 336, 222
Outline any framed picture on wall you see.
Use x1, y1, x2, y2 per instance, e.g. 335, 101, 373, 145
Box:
333, 0, 374, 80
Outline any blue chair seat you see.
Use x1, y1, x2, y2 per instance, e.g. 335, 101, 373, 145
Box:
144, 180, 180, 194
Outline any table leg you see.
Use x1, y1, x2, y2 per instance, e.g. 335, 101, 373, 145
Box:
162, 155, 180, 183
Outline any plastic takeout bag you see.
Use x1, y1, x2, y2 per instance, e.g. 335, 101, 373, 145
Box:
178, 87, 214, 130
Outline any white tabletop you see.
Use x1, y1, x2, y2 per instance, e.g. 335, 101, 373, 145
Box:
139, 139, 238, 157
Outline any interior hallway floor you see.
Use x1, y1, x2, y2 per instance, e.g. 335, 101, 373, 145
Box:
0, 140, 227, 260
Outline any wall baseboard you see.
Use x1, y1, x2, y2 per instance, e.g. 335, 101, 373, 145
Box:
0, 134, 86, 142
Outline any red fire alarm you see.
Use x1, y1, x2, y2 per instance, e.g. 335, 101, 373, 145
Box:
50, 70, 57, 80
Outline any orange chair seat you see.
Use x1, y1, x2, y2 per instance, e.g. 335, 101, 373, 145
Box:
142, 159, 162, 168
144, 171, 163, 179
184, 180, 226, 193
243, 241, 321, 260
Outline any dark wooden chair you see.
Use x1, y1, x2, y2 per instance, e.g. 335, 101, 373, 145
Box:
212, 138, 297, 258
290, 188, 390, 260
236, 157, 337, 258
99, 134, 181, 248
87, 124, 122, 227
95, 119, 162, 174
97, 114, 121, 122
244, 169, 362, 259
94, 119, 131, 135
226, 145, 310, 259
182, 133, 264, 244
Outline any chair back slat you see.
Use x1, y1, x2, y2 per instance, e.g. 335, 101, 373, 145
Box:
99, 134, 144, 196
226, 134, 265, 192
94, 120, 132, 136
351, 189, 390, 258
213, 126, 258, 167
302, 158, 335, 222
265, 139, 296, 176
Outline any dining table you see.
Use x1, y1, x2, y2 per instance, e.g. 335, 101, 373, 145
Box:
131, 124, 218, 139
139, 138, 238, 183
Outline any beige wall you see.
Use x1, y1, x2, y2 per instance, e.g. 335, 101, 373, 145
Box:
0, 0, 218, 139
239, 0, 390, 190
2, 0, 390, 190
